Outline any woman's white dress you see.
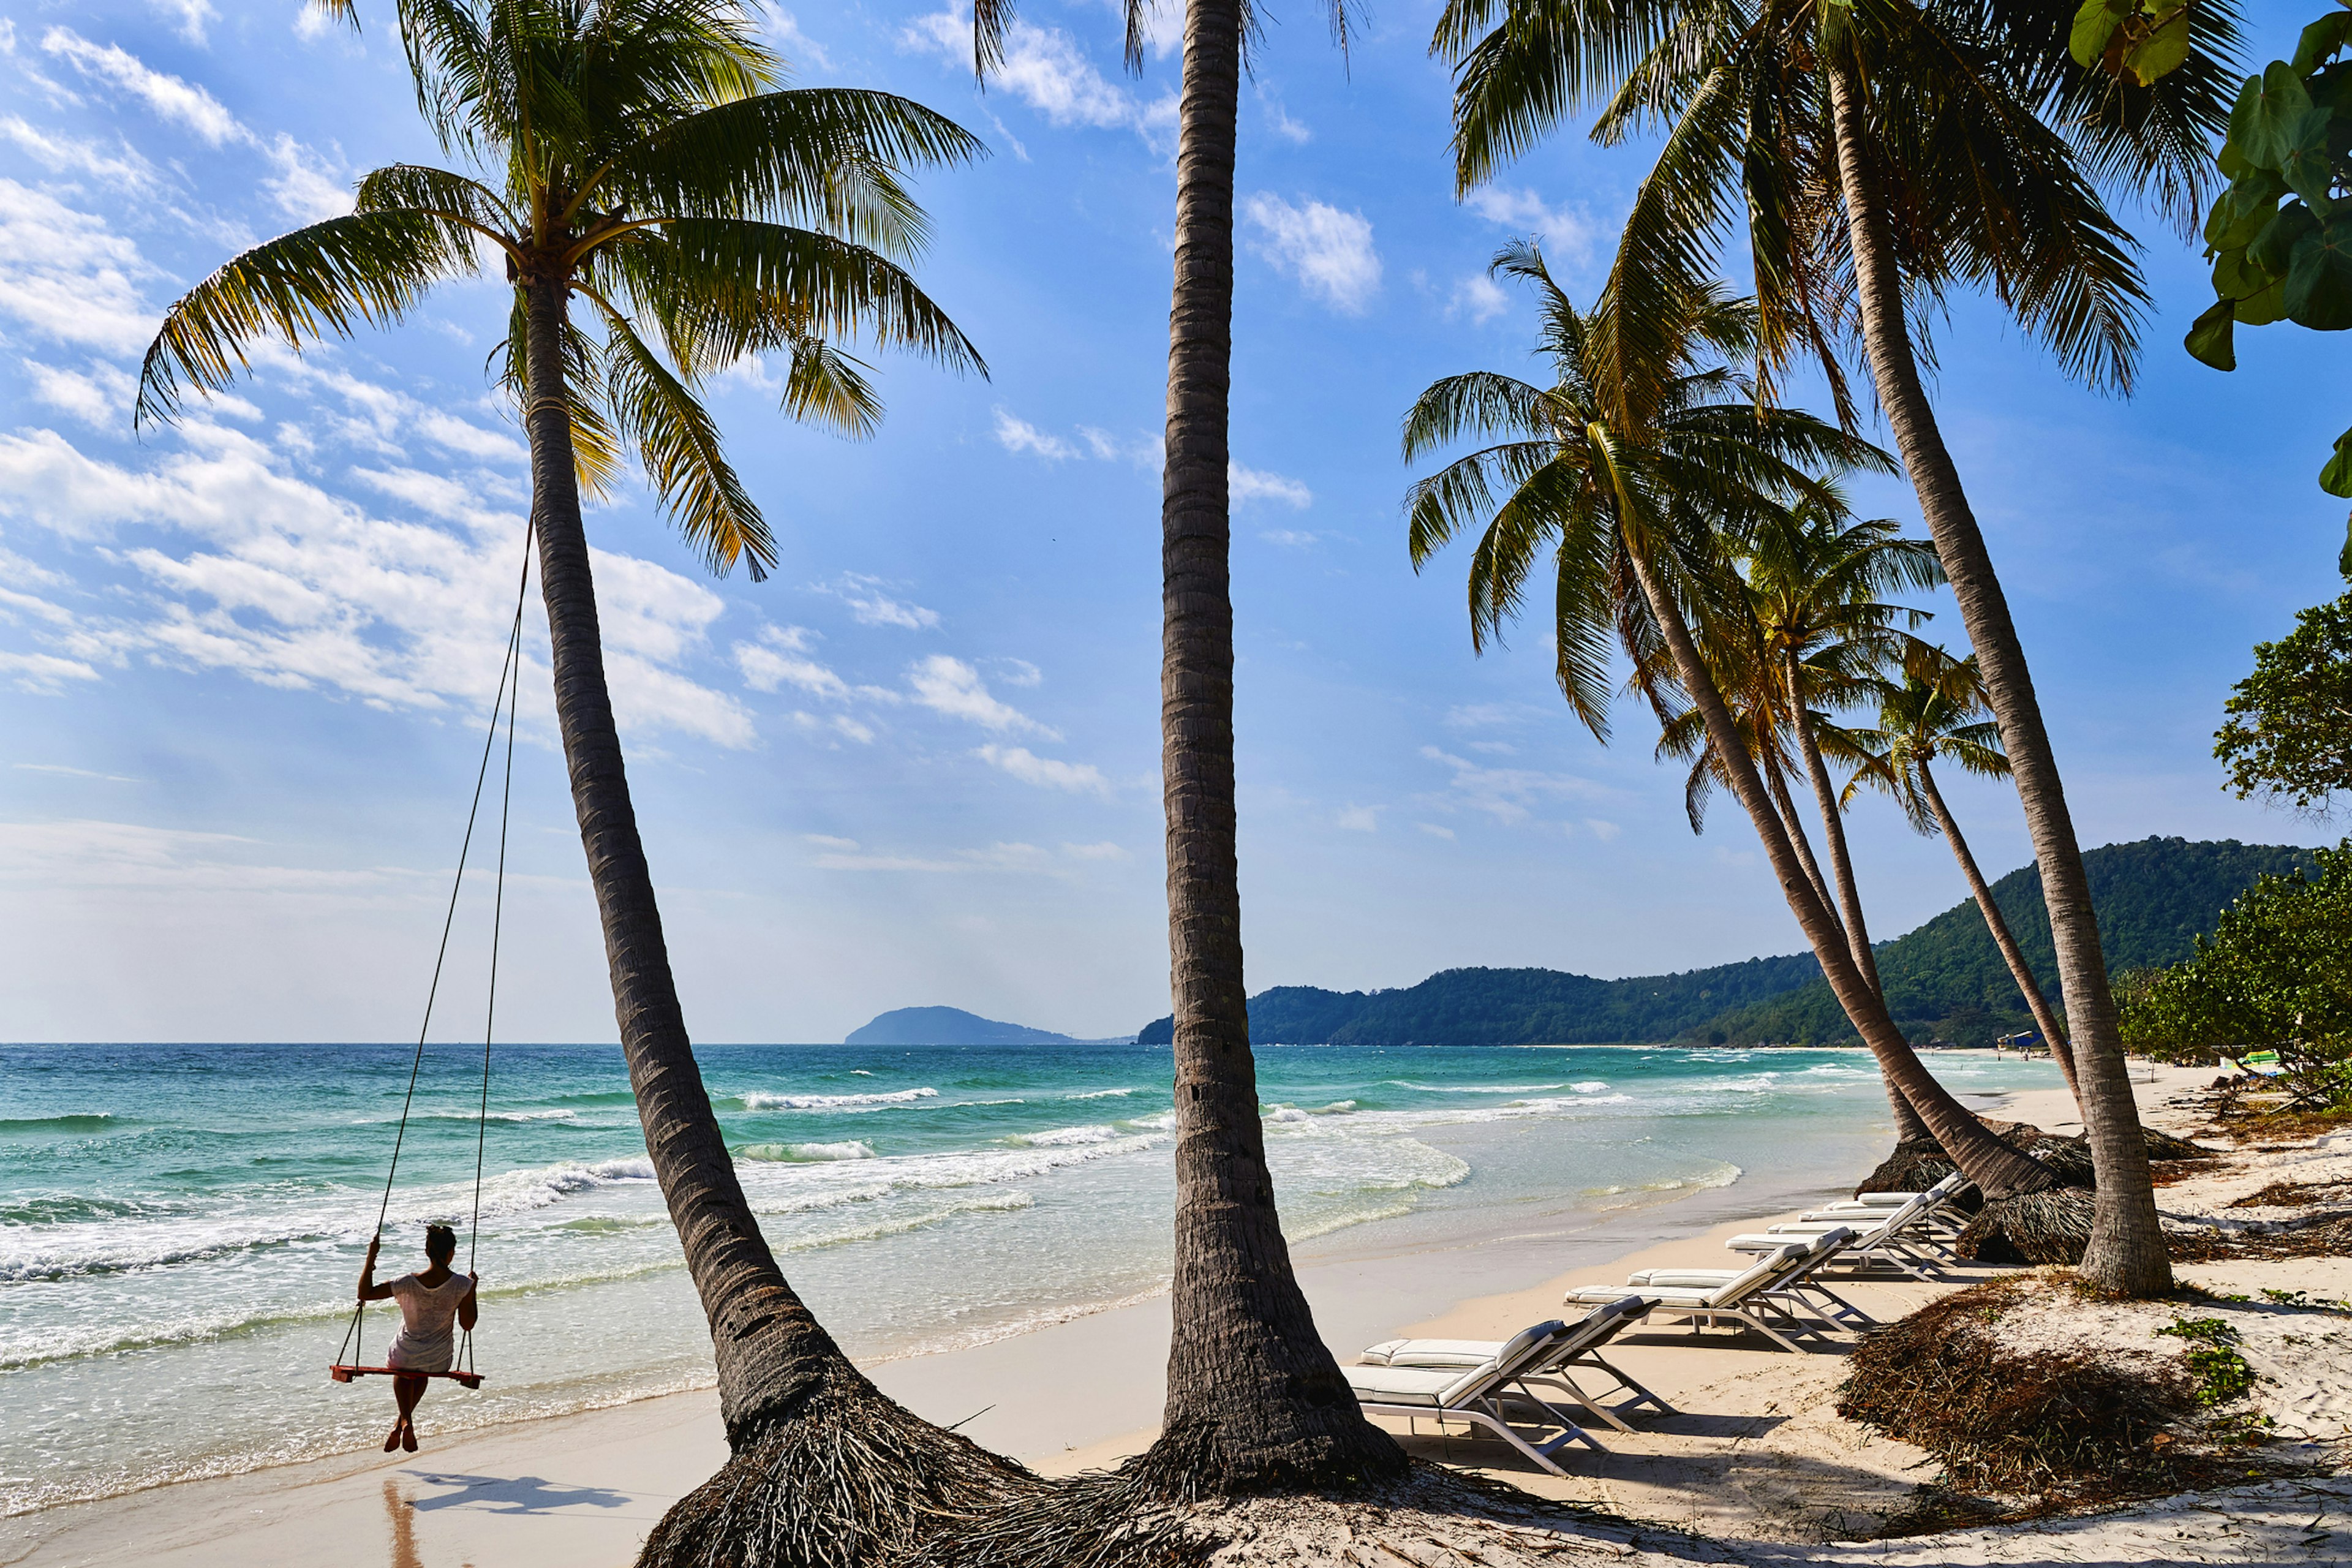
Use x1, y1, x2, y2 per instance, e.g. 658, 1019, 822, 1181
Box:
384, 1272, 473, 1372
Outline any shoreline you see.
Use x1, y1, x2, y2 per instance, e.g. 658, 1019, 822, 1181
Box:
0, 1052, 2048, 1565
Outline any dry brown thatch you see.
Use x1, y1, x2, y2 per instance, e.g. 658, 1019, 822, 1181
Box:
1837, 1278, 2198, 1495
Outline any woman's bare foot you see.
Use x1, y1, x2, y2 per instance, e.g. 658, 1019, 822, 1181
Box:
400, 1422, 418, 1453
383, 1422, 402, 1453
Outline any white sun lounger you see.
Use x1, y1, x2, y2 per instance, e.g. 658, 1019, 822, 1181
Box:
1355, 1295, 1672, 1432
1571, 1231, 1858, 1351
1626, 1227, 1874, 1334
1345, 1317, 1610, 1474
1721, 1183, 1958, 1281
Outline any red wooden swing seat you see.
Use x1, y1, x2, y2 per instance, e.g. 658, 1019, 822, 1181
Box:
330, 1363, 484, 1389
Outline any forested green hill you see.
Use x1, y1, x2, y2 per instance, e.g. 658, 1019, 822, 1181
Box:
1694, 837, 2318, 1044
1133, 837, 2318, 1047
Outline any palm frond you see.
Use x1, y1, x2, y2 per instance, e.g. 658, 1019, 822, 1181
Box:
593, 296, 777, 581
138, 208, 478, 426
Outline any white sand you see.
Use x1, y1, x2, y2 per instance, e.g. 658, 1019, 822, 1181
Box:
9, 1054, 2344, 1568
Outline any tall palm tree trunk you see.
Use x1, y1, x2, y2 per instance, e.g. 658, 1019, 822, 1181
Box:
1823, 51, 2169, 1292
524, 280, 1032, 1568
1619, 538, 2051, 1194
1787, 659, 1882, 993
1760, 707, 1930, 1143
1144, 0, 1402, 1493
1919, 757, 2081, 1101
522, 277, 842, 1438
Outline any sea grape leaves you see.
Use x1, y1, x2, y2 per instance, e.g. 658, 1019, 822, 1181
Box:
2183, 6, 2352, 561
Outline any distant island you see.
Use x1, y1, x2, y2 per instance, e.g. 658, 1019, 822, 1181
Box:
845, 1006, 1077, 1046
1137, 836, 2317, 1049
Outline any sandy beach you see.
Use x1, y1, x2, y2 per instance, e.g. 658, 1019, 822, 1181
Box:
7, 1054, 2342, 1568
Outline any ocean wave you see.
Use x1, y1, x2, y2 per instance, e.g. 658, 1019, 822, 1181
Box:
1382, 1081, 1568, 1095
738, 1087, 939, 1111
1066, 1087, 1137, 1101
1126, 1110, 1177, 1131
1570, 1081, 1610, 1093
1006, 1125, 1121, 1147
0, 1114, 118, 1133
0, 1156, 660, 1284
869, 1280, 1174, 1365
738, 1140, 877, 1162
780, 1192, 1035, 1254
1583, 1161, 1743, 1205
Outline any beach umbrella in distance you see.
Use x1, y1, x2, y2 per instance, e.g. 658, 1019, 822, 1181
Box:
137, 3, 1047, 1561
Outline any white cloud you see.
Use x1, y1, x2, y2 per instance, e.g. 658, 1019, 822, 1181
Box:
1261, 90, 1310, 144
992, 657, 1042, 687
810, 839, 1060, 875
23, 360, 136, 426
1464, 187, 1594, 261
0, 650, 101, 692
1260, 529, 1320, 548
1079, 426, 1160, 467
1417, 823, 1457, 840
0, 421, 752, 747
1444, 703, 1523, 730
815, 571, 940, 630
759, 5, 833, 69
43, 28, 244, 146
14, 762, 143, 783
1585, 818, 1623, 842
1419, 745, 1603, 826
1242, 193, 1381, 314
993, 407, 1078, 461
903, 8, 1173, 145
1229, 461, 1311, 509
908, 654, 1056, 737
1336, 804, 1379, 832
0, 116, 158, 189
148, 1, 221, 45
1062, 840, 1128, 860
736, 624, 851, 700
0, 180, 157, 353
976, 743, 1109, 795
1450, 273, 1512, 325
260, 132, 352, 222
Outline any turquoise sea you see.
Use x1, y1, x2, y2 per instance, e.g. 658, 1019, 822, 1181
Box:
0, 1039, 2059, 1514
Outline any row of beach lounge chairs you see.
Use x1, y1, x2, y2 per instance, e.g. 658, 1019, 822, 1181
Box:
1343, 1174, 1973, 1474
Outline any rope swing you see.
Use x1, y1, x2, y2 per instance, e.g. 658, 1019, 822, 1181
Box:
330, 526, 532, 1391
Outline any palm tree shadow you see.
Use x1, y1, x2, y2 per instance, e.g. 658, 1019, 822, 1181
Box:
400, 1471, 635, 1515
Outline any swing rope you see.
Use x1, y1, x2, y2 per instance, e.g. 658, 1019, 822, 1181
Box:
334, 525, 532, 1379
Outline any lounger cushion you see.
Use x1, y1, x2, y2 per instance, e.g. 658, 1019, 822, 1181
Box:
1346, 1365, 1473, 1407
1627, 1269, 1742, 1286
1359, 1338, 1507, 1369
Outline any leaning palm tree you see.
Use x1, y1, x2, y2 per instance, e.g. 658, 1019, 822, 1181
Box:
140, 4, 1031, 1561
1403, 238, 2067, 1214
1431, 0, 2233, 1292
965, 0, 1403, 1493
1847, 651, 2081, 1101
1740, 504, 1941, 995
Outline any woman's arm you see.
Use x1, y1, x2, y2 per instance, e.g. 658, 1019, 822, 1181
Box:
457, 1273, 479, 1331
356, 1235, 397, 1302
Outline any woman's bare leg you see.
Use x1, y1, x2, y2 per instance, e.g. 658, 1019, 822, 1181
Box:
393, 1374, 426, 1450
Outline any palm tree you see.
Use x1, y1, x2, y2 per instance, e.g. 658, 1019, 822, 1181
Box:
1847, 651, 2081, 1100
140, 2, 1026, 1558
967, 0, 1403, 1492
1402, 239, 2061, 1205
1431, 0, 2233, 1292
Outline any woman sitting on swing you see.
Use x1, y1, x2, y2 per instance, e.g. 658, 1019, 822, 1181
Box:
358, 1224, 478, 1452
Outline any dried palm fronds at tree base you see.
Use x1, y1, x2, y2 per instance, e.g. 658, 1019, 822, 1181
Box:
919, 1463, 1694, 1568
1952, 1187, 2098, 1265
2165, 1215, 2352, 1262
634, 1376, 1055, 1568
1836, 1276, 2285, 1509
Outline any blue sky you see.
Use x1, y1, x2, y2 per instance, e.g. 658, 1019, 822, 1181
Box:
0, 0, 2340, 1044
